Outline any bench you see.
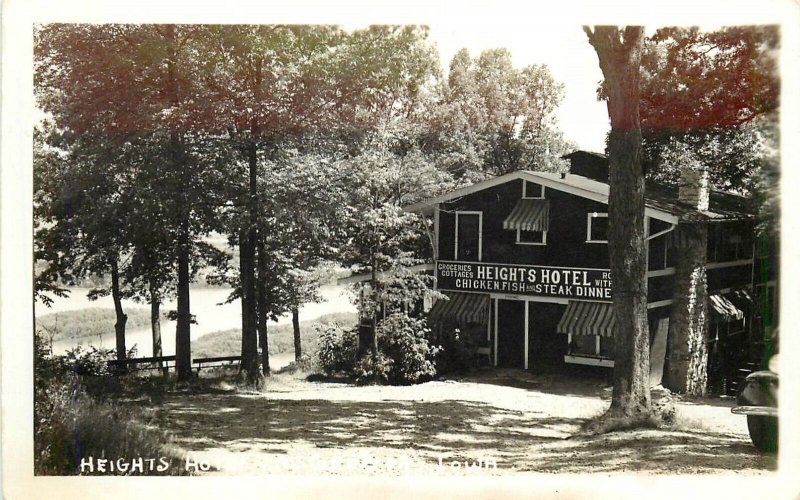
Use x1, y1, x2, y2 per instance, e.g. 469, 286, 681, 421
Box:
107, 355, 241, 373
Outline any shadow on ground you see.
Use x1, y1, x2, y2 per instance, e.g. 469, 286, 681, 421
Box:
128, 383, 777, 474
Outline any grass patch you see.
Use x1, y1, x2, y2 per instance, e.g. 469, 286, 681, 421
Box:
35, 378, 190, 475
192, 312, 357, 358
36, 308, 153, 341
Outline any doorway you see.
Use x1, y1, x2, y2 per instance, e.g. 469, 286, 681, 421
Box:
496, 299, 525, 368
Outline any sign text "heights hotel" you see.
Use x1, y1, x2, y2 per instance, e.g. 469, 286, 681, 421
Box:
436, 261, 612, 300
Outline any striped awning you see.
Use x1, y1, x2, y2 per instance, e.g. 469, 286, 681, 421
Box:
557, 301, 617, 338
428, 292, 490, 325
709, 290, 750, 322
503, 198, 550, 232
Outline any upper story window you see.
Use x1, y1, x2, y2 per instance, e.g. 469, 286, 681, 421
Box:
523, 181, 545, 199
455, 211, 482, 261
517, 229, 546, 245
586, 212, 608, 243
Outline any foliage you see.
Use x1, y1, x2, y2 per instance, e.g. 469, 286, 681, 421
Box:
376, 313, 439, 385
638, 26, 779, 216
316, 322, 360, 375
277, 354, 319, 375
33, 331, 186, 475
422, 48, 573, 177
353, 352, 393, 386
36, 307, 153, 341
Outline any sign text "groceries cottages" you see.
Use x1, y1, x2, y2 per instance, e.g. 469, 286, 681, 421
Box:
436, 261, 612, 299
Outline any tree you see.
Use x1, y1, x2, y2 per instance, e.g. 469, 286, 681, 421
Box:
422, 48, 573, 179
639, 26, 779, 196
636, 26, 780, 395
584, 26, 652, 423
35, 24, 232, 381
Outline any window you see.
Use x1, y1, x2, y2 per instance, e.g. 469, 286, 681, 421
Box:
523, 181, 544, 199
586, 212, 608, 243
517, 229, 546, 245
455, 211, 482, 261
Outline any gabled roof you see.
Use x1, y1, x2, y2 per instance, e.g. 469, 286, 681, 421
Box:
404, 169, 753, 224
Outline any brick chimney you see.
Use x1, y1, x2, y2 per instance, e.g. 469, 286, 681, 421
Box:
678, 165, 709, 211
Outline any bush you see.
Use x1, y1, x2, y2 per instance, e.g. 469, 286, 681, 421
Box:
316, 322, 359, 375
353, 352, 392, 385
377, 313, 439, 384
35, 382, 187, 475
277, 353, 319, 374
34, 331, 187, 475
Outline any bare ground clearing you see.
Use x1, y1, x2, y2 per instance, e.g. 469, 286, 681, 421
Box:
126, 370, 777, 476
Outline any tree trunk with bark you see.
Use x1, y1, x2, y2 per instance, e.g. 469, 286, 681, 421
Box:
257, 233, 271, 376
292, 307, 301, 361
149, 279, 166, 376
175, 244, 192, 381
110, 257, 128, 375
162, 24, 193, 382
585, 25, 651, 420
240, 225, 259, 381
664, 223, 709, 395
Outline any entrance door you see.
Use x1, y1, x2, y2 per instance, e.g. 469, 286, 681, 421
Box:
497, 300, 525, 368
456, 212, 481, 261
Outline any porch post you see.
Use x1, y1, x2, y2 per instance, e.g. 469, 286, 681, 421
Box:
493, 298, 499, 367
524, 300, 530, 370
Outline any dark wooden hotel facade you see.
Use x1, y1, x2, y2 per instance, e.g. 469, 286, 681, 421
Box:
407, 151, 773, 389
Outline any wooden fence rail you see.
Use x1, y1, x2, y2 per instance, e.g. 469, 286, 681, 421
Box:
107, 355, 241, 373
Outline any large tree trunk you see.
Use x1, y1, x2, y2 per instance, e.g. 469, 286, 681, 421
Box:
256, 233, 271, 376
149, 279, 166, 376
585, 25, 651, 419
292, 307, 302, 361
240, 225, 259, 381
163, 24, 193, 382
110, 257, 128, 375
665, 224, 709, 395
175, 244, 192, 381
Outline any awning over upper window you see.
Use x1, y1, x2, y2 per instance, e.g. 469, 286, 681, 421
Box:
503, 198, 550, 232
709, 290, 751, 322
557, 300, 617, 338
428, 292, 489, 325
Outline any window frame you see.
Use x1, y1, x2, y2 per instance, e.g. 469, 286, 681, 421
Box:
586, 212, 609, 243
454, 211, 483, 261
523, 181, 545, 199
516, 181, 547, 245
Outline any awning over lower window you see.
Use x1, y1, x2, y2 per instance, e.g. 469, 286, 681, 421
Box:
557, 301, 617, 338
428, 292, 489, 325
503, 198, 550, 232
709, 290, 751, 322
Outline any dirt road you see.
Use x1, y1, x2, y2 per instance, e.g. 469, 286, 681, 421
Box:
135, 370, 777, 476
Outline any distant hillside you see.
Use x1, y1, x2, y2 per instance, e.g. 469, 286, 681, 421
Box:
36, 308, 153, 341
193, 312, 358, 358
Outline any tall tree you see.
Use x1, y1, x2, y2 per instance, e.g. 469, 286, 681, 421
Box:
636, 26, 780, 394
35, 24, 231, 381
422, 48, 572, 179
639, 26, 779, 196
584, 26, 652, 422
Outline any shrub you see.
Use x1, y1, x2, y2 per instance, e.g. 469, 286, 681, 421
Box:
353, 351, 393, 385
377, 313, 439, 384
35, 383, 187, 475
277, 353, 319, 375
33, 331, 187, 475
316, 322, 359, 375
62, 345, 116, 377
